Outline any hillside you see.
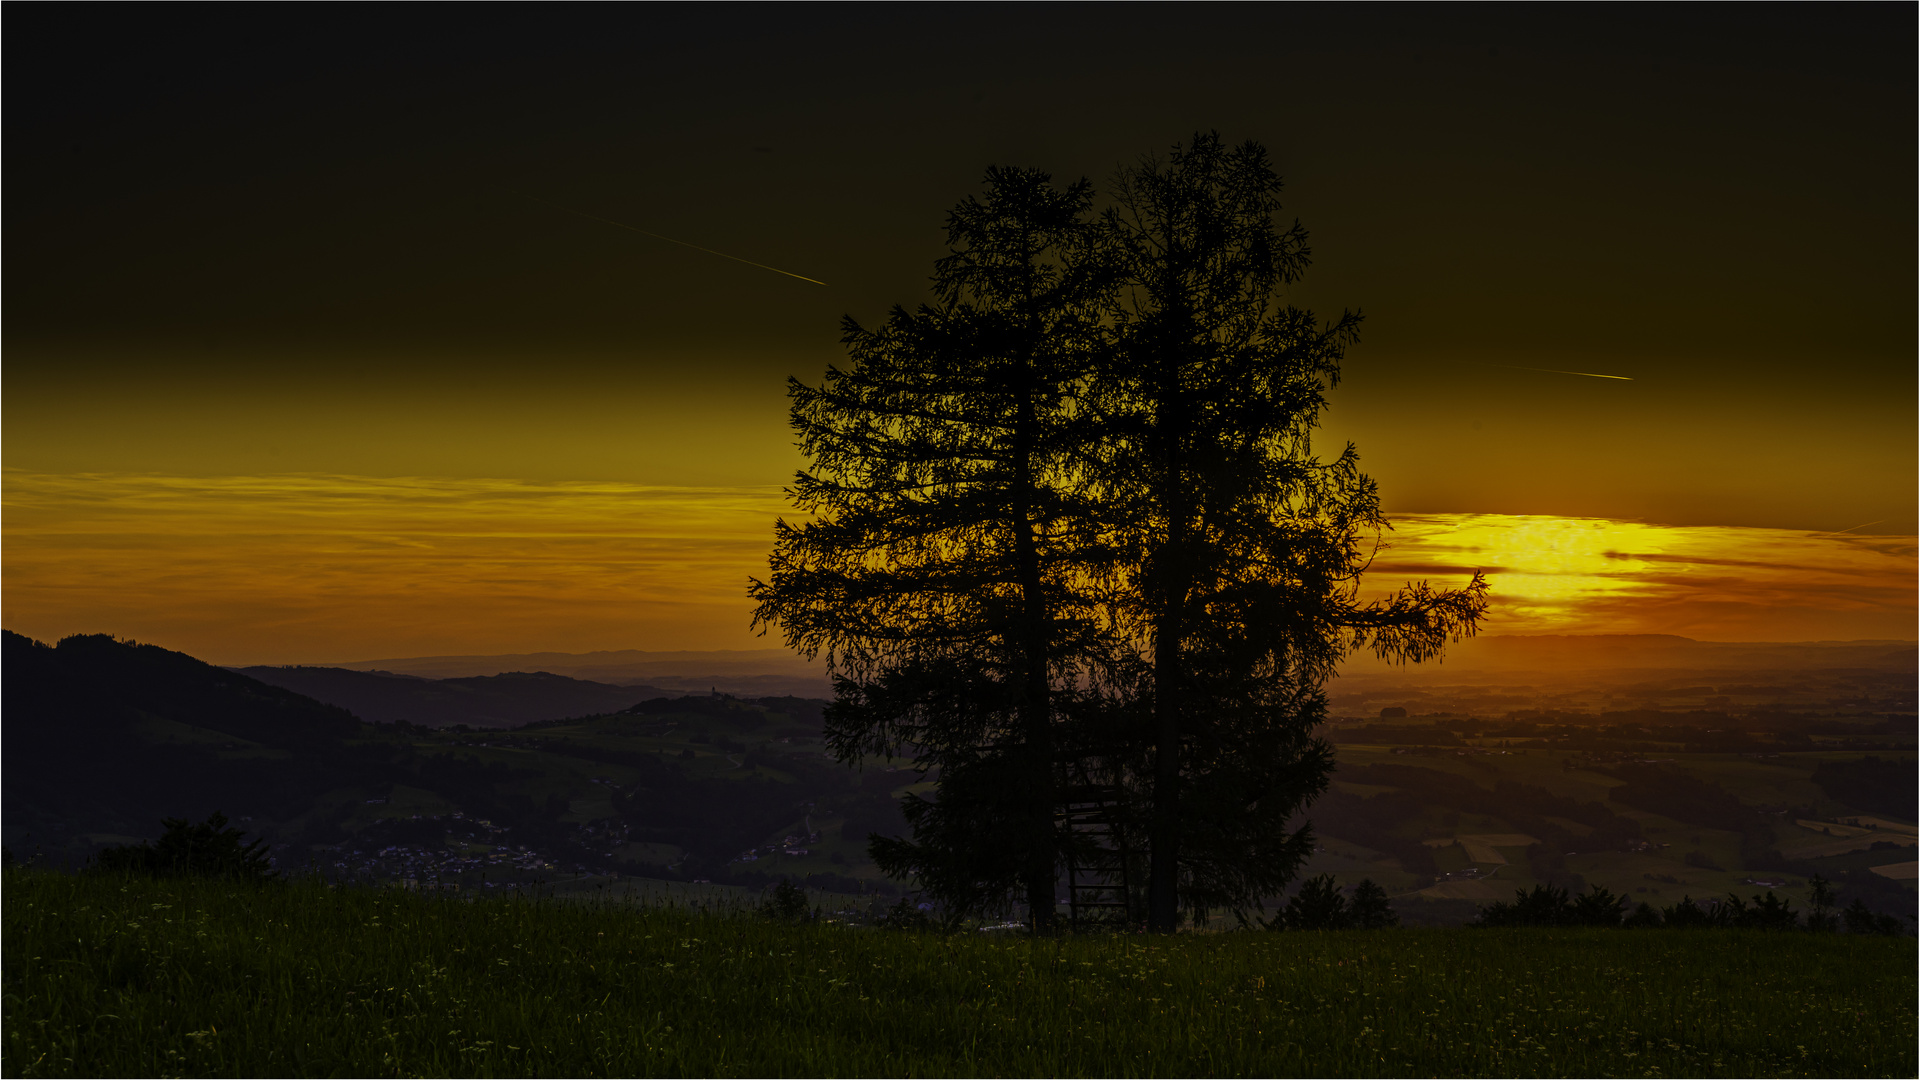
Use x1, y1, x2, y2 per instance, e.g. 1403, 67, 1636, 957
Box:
234, 665, 677, 728
2, 631, 373, 861
6, 630, 1912, 926
1, 632, 905, 894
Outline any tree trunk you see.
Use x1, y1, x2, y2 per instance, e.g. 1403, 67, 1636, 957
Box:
1147, 334, 1188, 933
1147, 544, 1186, 931
1014, 498, 1055, 934
1012, 286, 1057, 935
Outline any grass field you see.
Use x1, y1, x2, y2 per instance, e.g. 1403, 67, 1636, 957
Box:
5, 868, 1913, 1078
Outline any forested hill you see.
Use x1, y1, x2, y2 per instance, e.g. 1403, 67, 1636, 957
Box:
0, 631, 884, 894
3, 631, 372, 860
235, 666, 676, 729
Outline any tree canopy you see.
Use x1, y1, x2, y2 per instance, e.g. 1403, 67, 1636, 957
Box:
753, 133, 1488, 932
1093, 133, 1488, 929
751, 167, 1114, 929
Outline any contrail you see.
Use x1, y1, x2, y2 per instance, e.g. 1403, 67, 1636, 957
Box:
523, 194, 828, 286
1826, 519, 1887, 536
1482, 362, 1633, 381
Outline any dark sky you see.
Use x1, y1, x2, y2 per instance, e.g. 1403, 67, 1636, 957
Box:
8, 4, 1915, 530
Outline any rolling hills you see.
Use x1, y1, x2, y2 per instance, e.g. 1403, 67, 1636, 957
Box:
233, 665, 677, 728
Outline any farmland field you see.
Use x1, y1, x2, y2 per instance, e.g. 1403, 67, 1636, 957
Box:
1297, 731, 1918, 924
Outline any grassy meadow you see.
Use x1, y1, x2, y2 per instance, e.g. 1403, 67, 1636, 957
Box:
5, 868, 1914, 1078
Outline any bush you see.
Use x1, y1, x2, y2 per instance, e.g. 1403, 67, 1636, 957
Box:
1844, 898, 1907, 936
760, 880, 811, 922
1622, 902, 1662, 928
878, 897, 937, 931
1660, 895, 1718, 928
1271, 876, 1397, 930
1474, 885, 1627, 928
93, 811, 274, 882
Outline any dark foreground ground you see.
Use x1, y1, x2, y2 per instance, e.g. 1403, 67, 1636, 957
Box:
4, 868, 1913, 1078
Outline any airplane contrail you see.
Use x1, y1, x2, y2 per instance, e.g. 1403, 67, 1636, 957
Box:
1826, 519, 1886, 536
1483, 362, 1634, 381
523, 195, 828, 287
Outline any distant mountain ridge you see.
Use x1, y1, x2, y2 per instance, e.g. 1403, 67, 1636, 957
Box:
233, 666, 681, 729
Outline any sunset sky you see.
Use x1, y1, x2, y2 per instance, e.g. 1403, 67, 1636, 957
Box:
6, 7, 1913, 664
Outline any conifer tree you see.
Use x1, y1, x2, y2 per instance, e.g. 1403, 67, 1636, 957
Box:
750, 168, 1111, 930
1094, 133, 1489, 930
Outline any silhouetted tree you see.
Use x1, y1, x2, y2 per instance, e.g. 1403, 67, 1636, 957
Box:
1348, 878, 1399, 929
1805, 874, 1838, 933
1659, 895, 1719, 928
1093, 133, 1488, 929
1270, 875, 1398, 930
1276, 873, 1349, 929
751, 167, 1112, 931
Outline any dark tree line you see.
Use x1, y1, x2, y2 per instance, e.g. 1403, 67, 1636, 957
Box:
94, 812, 276, 882
753, 133, 1487, 932
1474, 879, 1909, 935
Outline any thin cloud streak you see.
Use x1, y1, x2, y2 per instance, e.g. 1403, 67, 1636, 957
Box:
3, 470, 793, 662
4, 475, 1912, 663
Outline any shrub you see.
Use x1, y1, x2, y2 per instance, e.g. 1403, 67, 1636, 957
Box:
1659, 895, 1722, 928
760, 879, 811, 922
93, 811, 274, 882
877, 897, 936, 931
1278, 875, 1349, 930
1622, 901, 1662, 928
1570, 886, 1627, 927
1271, 876, 1396, 930
1844, 898, 1907, 936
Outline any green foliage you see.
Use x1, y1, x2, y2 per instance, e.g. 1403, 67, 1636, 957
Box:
6, 867, 1913, 1077
93, 812, 274, 882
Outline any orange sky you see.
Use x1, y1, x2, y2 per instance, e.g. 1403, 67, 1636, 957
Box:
4, 469, 1911, 665
4, 9, 1912, 664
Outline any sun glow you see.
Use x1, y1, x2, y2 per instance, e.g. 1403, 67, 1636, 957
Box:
1369, 513, 1915, 641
